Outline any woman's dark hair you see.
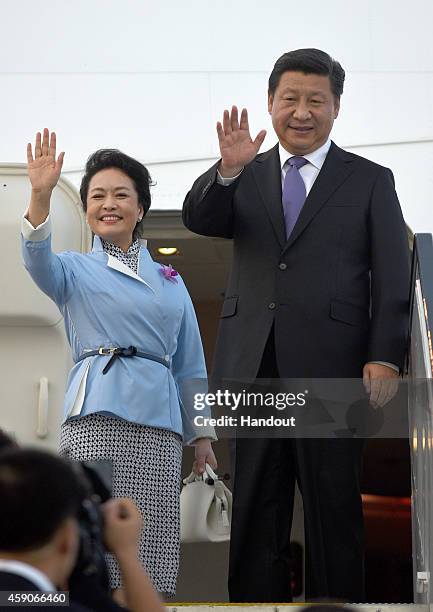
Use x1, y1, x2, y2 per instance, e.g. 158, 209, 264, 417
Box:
80, 149, 153, 240
268, 48, 345, 99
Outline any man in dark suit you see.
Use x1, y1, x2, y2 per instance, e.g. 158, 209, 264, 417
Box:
183, 48, 410, 602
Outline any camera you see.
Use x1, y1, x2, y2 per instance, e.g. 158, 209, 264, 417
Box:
69, 460, 113, 593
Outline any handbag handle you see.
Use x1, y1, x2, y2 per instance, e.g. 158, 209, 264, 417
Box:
203, 463, 218, 482
182, 463, 219, 485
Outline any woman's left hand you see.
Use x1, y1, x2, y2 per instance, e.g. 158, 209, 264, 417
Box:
193, 438, 217, 475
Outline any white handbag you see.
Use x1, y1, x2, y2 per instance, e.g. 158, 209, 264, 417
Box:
180, 463, 232, 543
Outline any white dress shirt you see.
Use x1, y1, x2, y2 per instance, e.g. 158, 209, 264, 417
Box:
0, 559, 56, 591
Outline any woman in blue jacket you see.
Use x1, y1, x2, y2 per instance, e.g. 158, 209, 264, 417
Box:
22, 129, 217, 598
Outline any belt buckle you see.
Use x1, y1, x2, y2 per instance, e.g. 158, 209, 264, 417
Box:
98, 347, 116, 356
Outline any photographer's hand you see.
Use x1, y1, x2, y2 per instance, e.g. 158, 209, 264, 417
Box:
103, 498, 141, 555
102, 498, 164, 612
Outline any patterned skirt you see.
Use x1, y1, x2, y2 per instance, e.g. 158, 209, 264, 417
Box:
59, 413, 182, 595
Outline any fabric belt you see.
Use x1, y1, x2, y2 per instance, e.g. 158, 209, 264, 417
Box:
77, 346, 170, 375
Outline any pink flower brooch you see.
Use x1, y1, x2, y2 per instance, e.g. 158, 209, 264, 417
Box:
159, 263, 179, 283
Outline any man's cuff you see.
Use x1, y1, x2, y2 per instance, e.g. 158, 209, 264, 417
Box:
216, 168, 244, 186
368, 361, 400, 373
21, 213, 51, 242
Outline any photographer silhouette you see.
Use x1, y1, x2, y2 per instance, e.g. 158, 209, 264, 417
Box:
0, 448, 162, 612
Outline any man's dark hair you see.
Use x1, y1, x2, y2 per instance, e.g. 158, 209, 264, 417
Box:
79, 149, 153, 240
268, 48, 345, 98
0, 429, 17, 453
0, 449, 84, 552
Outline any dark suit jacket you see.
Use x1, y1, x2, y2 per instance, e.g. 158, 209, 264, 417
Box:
183, 142, 410, 379
0, 571, 90, 611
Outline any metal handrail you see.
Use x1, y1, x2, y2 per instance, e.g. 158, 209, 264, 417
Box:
408, 233, 433, 375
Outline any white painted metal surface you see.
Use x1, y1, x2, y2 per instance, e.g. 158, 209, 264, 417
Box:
1, 0, 433, 231
0, 164, 90, 449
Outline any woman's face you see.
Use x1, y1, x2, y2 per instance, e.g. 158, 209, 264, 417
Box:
86, 167, 143, 251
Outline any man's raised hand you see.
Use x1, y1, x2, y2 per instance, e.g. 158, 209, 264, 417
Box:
27, 128, 64, 194
217, 106, 266, 178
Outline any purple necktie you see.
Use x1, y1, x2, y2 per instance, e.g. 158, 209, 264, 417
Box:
282, 156, 308, 239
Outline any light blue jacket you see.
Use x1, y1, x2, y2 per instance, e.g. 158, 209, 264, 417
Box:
21, 217, 215, 444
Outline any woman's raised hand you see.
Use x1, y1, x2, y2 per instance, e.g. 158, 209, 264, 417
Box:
217, 106, 266, 177
27, 129, 64, 194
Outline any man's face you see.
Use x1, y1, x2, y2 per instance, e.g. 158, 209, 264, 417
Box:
268, 71, 340, 155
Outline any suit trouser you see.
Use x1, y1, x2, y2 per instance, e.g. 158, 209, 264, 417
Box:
228, 332, 365, 603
